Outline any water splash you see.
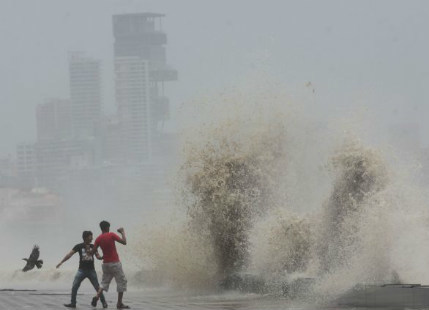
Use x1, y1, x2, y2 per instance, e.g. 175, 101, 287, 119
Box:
134, 86, 429, 298
316, 140, 389, 274
249, 210, 313, 276
181, 121, 287, 278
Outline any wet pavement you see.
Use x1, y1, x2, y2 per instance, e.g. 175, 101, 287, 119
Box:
0, 288, 343, 310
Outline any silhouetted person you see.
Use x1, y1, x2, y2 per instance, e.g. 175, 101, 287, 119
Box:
91, 221, 129, 309
57, 231, 107, 308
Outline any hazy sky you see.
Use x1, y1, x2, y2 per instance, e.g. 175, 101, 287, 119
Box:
0, 0, 428, 155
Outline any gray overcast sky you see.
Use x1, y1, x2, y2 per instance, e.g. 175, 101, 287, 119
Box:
0, 0, 428, 155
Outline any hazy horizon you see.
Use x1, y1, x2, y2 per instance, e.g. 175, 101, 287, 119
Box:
0, 0, 428, 155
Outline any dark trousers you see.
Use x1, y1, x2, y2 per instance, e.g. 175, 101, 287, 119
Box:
71, 269, 106, 305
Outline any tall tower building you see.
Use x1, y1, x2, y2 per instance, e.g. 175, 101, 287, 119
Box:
69, 52, 102, 138
115, 57, 151, 162
36, 98, 72, 142
16, 143, 36, 185
112, 13, 177, 163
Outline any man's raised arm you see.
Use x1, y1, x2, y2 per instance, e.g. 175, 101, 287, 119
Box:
116, 227, 127, 245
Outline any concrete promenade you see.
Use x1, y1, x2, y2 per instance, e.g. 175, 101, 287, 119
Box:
0, 288, 313, 310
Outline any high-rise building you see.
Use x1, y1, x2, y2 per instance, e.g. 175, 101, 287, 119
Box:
101, 115, 122, 164
0, 155, 16, 186
115, 57, 151, 162
69, 52, 102, 138
35, 139, 96, 187
16, 143, 36, 184
36, 98, 72, 142
34, 95, 100, 187
112, 13, 177, 163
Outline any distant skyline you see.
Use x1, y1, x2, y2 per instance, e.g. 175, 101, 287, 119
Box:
0, 0, 428, 155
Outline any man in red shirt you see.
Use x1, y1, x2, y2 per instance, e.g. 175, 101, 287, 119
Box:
91, 220, 129, 309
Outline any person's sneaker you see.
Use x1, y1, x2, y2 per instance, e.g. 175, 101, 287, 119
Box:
116, 304, 130, 309
91, 296, 98, 307
102, 301, 108, 308
64, 304, 76, 308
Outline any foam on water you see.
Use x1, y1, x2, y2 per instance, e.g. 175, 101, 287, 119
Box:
133, 84, 429, 300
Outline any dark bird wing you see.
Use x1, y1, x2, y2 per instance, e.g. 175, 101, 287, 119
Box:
22, 245, 40, 272
29, 245, 40, 262
22, 261, 35, 272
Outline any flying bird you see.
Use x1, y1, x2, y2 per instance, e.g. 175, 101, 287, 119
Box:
22, 245, 43, 272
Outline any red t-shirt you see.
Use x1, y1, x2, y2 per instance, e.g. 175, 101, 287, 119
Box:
94, 232, 121, 263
